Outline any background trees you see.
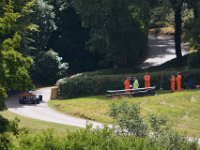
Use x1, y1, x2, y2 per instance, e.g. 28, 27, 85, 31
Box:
30, 49, 68, 85
169, 0, 184, 63
47, 1, 98, 73
30, 0, 56, 56
187, 1, 200, 51
42, 0, 150, 72
148, 0, 200, 65
72, 0, 150, 68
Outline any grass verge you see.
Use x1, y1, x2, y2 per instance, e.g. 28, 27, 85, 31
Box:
49, 90, 200, 138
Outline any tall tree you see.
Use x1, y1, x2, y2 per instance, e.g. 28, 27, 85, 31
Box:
72, 0, 150, 67
187, 0, 200, 50
46, 0, 99, 73
30, 0, 56, 56
170, 0, 183, 63
0, 0, 35, 110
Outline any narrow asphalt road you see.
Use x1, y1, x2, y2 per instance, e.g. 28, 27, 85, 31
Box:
139, 35, 189, 69
6, 87, 107, 129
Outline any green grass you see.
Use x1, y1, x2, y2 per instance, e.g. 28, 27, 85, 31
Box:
0, 111, 80, 136
49, 90, 200, 138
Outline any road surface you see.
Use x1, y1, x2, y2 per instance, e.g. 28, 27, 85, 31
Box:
139, 35, 189, 69
6, 87, 107, 129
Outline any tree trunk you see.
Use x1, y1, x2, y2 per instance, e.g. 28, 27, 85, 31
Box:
174, 4, 183, 64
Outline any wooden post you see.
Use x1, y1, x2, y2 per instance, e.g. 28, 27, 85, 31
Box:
50, 87, 58, 100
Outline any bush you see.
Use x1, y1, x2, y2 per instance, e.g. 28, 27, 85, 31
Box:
30, 49, 68, 85
0, 115, 10, 133
0, 116, 22, 150
59, 69, 200, 99
19, 129, 64, 150
109, 101, 147, 137
0, 87, 7, 111
0, 133, 13, 150
18, 124, 198, 150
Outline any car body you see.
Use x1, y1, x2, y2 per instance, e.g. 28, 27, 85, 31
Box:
19, 91, 42, 104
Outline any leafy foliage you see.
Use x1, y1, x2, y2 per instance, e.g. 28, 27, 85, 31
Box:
110, 101, 148, 137
109, 100, 198, 150
185, 1, 200, 50
17, 121, 199, 150
46, 1, 100, 73
0, 115, 10, 133
149, 114, 168, 132
0, 115, 22, 150
30, 49, 68, 85
72, 0, 149, 67
0, 0, 37, 110
29, 0, 55, 56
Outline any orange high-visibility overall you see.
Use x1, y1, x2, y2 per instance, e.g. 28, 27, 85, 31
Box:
170, 76, 176, 92
144, 75, 151, 88
124, 79, 130, 90
176, 75, 182, 91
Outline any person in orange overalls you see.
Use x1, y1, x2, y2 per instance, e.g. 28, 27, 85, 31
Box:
170, 75, 176, 92
196, 85, 200, 89
144, 72, 151, 88
176, 72, 182, 91
124, 77, 130, 90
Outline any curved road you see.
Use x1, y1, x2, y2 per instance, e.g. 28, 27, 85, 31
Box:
6, 35, 189, 129
6, 87, 106, 129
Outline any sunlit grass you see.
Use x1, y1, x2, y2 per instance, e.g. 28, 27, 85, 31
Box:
150, 26, 175, 35
49, 90, 200, 137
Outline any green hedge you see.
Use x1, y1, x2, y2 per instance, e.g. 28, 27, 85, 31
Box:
59, 69, 200, 99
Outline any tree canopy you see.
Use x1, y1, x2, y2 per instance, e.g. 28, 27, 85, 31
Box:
0, 0, 35, 110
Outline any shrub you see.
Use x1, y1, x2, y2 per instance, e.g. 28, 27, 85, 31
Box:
149, 114, 168, 132
0, 115, 10, 133
0, 87, 7, 111
0, 133, 13, 150
19, 129, 64, 150
109, 101, 147, 137
30, 49, 68, 85
59, 69, 200, 99
0, 116, 22, 150
18, 124, 198, 150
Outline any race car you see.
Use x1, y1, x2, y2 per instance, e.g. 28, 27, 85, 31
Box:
19, 91, 42, 104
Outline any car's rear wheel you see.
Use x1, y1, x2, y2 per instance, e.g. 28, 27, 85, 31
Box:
39, 95, 42, 101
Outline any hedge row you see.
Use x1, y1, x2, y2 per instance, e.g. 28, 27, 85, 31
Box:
58, 69, 200, 99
